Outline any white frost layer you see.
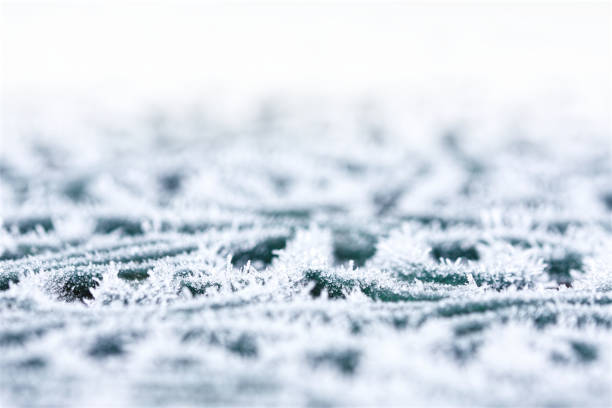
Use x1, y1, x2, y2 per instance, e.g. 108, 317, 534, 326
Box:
0, 94, 611, 407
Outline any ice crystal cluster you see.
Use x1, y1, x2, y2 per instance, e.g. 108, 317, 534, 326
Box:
1, 98, 611, 406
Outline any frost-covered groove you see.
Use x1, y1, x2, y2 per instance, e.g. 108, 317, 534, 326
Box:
0, 99, 611, 406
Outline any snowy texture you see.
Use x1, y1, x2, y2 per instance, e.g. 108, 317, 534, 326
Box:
1, 97, 611, 406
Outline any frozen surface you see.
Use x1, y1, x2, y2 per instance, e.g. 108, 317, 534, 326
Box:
0, 96, 611, 406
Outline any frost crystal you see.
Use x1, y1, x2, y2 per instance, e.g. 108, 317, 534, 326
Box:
0, 98, 611, 407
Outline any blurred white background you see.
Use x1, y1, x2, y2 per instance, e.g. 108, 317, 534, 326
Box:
1, 1, 610, 104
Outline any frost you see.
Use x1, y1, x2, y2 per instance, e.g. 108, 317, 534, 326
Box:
0, 97, 611, 407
